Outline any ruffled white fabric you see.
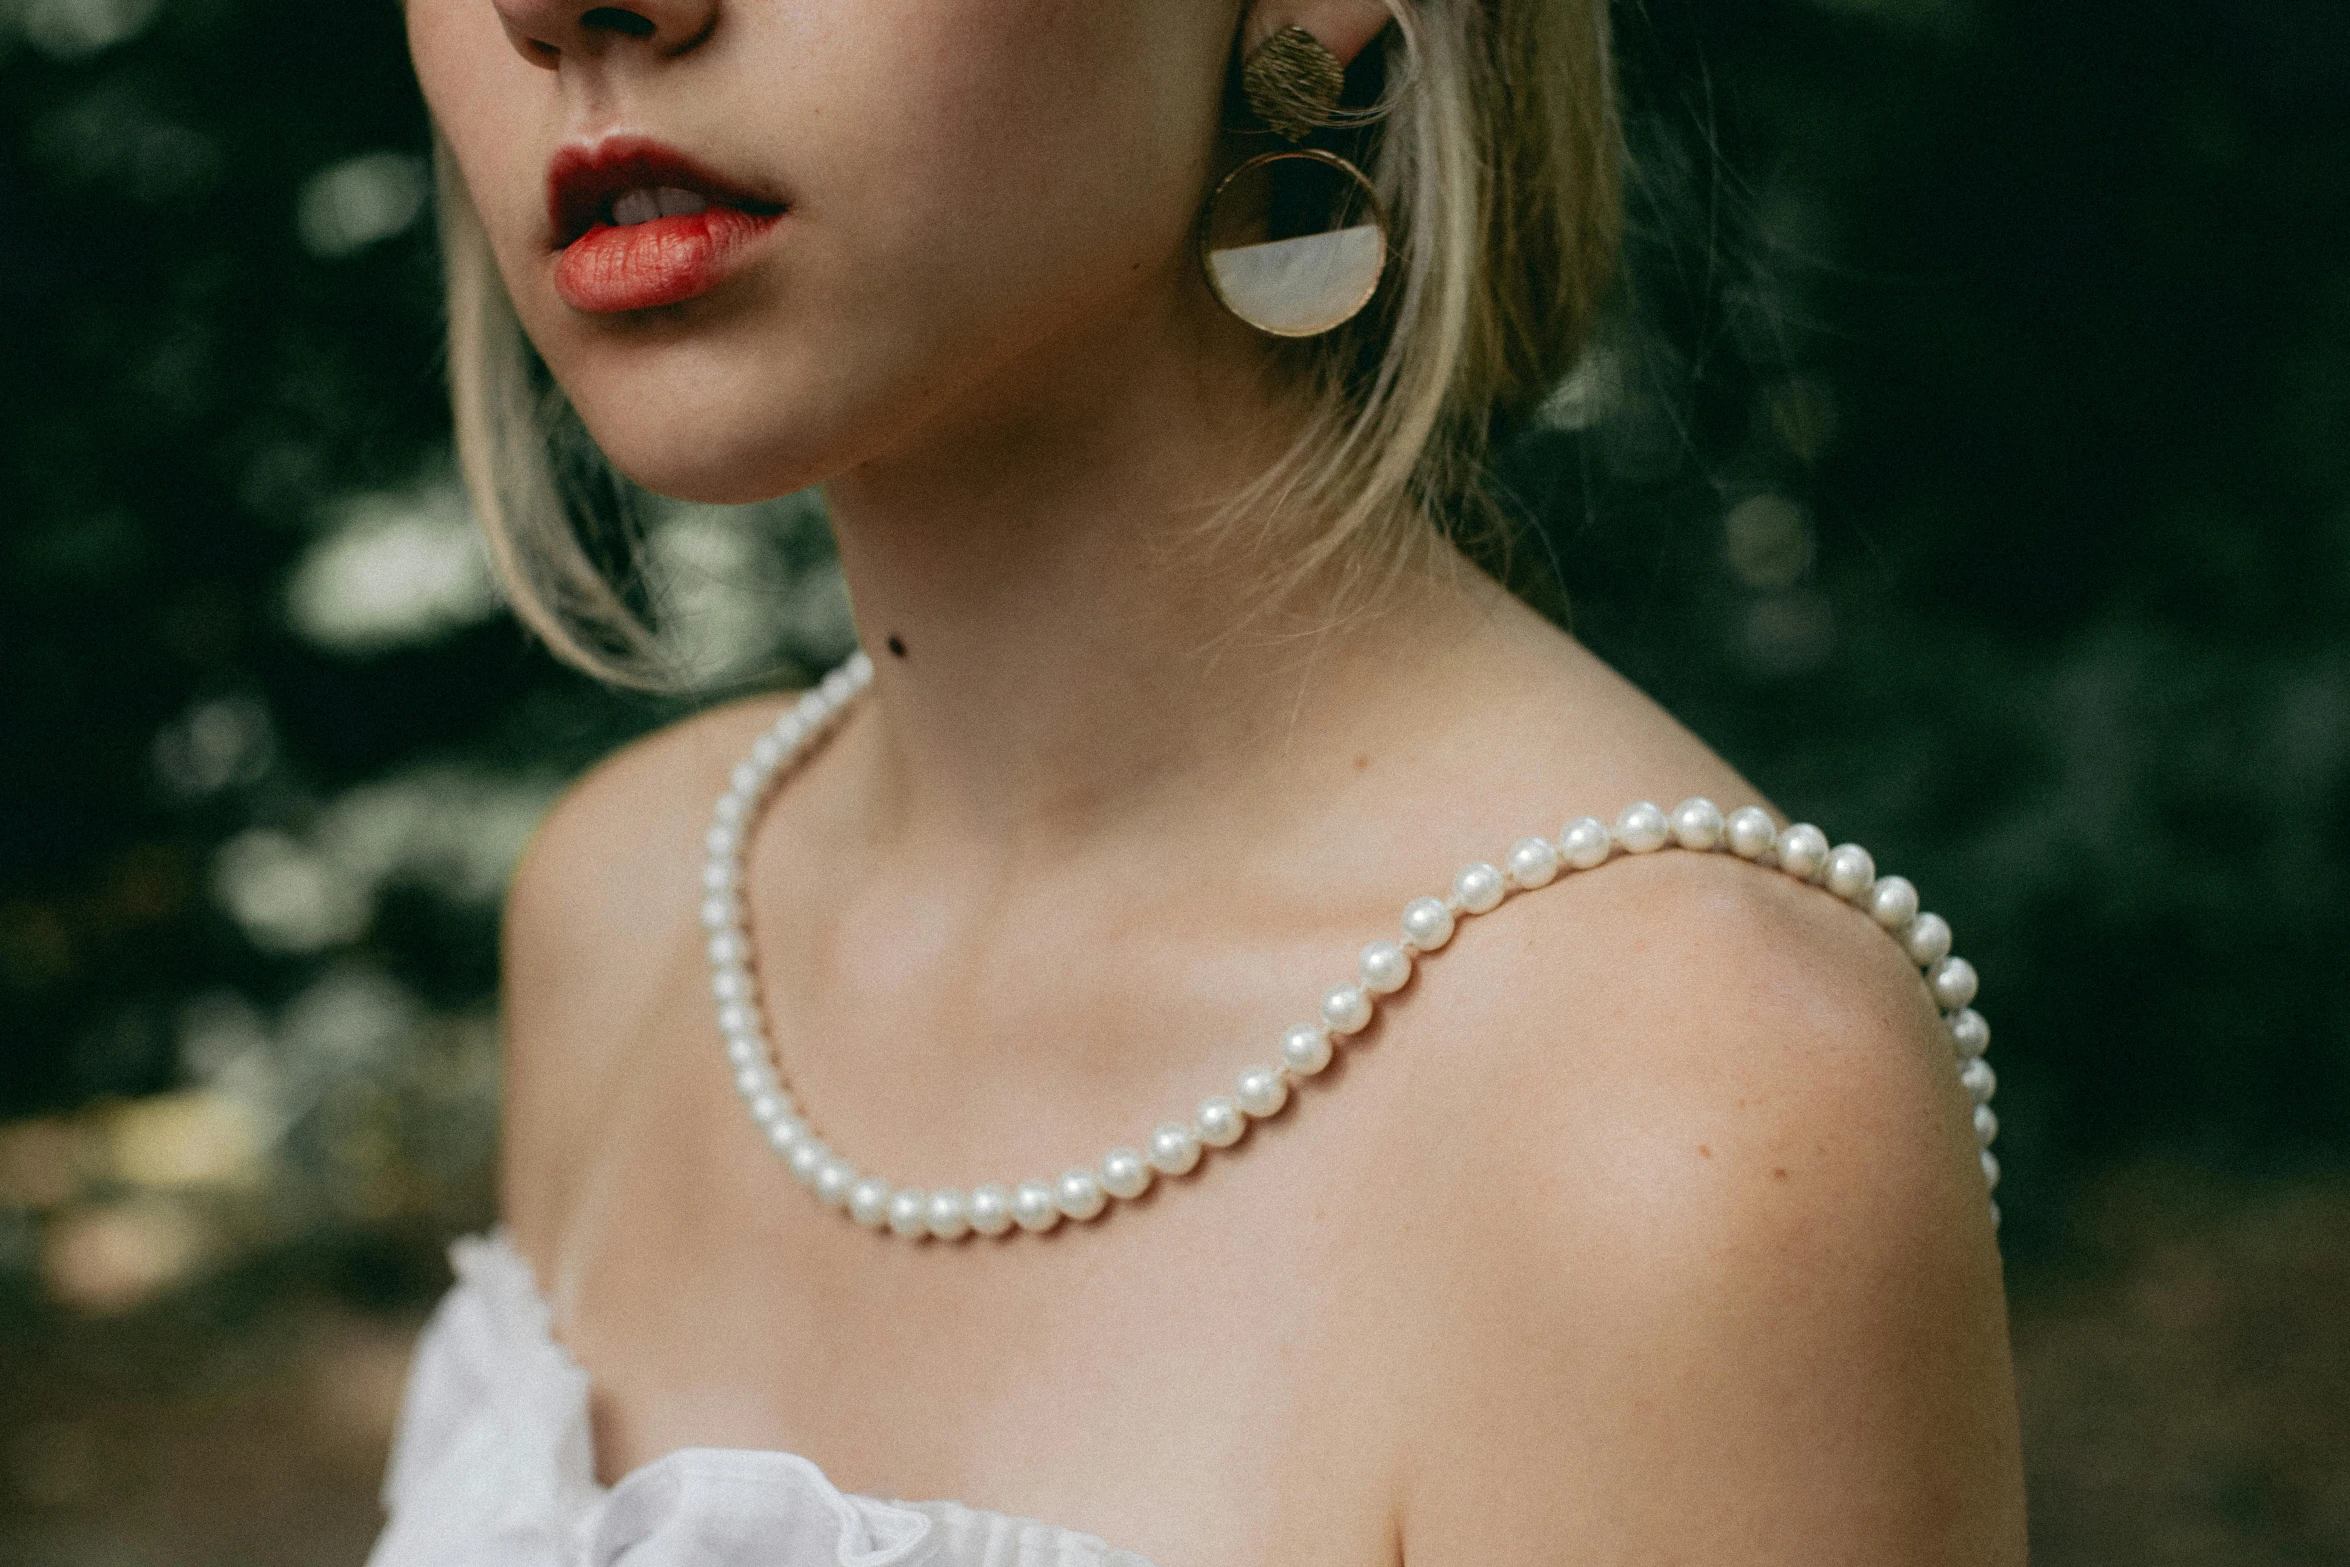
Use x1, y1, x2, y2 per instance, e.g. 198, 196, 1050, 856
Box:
367, 1231, 1159, 1567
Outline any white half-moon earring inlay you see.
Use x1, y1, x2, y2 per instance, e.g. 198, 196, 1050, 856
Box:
1208, 224, 1384, 337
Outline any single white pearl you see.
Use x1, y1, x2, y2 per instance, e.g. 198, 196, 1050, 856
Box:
734, 1063, 775, 1100
1868, 875, 1920, 931
794, 691, 826, 724
704, 824, 741, 861
1359, 940, 1412, 995
1979, 1148, 2001, 1191
1670, 797, 1725, 851
1823, 844, 1876, 902
711, 792, 748, 827
746, 1090, 786, 1128
764, 1116, 807, 1155
1947, 1007, 1990, 1059
1973, 1105, 1999, 1146
816, 1158, 857, 1208
1559, 816, 1611, 869
1281, 1023, 1334, 1076
1011, 1181, 1061, 1233
1989, 1200, 2001, 1230
1400, 896, 1455, 952
1236, 1065, 1289, 1118
1322, 984, 1373, 1036
1616, 802, 1670, 854
850, 1178, 892, 1228
749, 732, 785, 770
788, 1140, 826, 1185
727, 1033, 766, 1069
1929, 956, 1979, 1011
729, 761, 763, 797
1775, 824, 1829, 880
1100, 1147, 1153, 1200
1196, 1096, 1245, 1148
710, 965, 751, 1005
1055, 1168, 1108, 1221
1506, 837, 1560, 889
1960, 1057, 1996, 1105
968, 1184, 1014, 1236
718, 1000, 761, 1038
887, 1189, 930, 1238
926, 1189, 971, 1241
1454, 862, 1506, 913
700, 895, 737, 932
706, 930, 748, 968
1904, 912, 1953, 967
1149, 1122, 1203, 1175
1724, 806, 1777, 859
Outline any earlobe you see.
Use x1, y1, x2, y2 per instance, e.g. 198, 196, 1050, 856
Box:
1240, 0, 1395, 70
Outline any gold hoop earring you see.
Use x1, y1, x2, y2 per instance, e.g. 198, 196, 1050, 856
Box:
1201, 29, 1389, 339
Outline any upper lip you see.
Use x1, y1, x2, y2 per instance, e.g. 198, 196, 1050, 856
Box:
545, 135, 785, 248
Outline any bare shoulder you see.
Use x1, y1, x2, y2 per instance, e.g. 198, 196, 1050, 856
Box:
497, 690, 793, 1250
1384, 845, 2025, 1565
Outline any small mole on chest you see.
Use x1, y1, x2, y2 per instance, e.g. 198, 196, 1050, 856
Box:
886, 634, 907, 659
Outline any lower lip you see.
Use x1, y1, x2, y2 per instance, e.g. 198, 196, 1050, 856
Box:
553, 206, 782, 314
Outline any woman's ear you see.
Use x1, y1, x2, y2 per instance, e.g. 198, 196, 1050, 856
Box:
1240, 0, 1394, 69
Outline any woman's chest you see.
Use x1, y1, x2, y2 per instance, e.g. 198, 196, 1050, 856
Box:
533, 953, 1441, 1567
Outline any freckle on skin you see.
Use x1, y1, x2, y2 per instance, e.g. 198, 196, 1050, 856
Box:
1698, 1145, 1712, 1159
1353, 754, 1369, 771
1771, 1167, 1789, 1181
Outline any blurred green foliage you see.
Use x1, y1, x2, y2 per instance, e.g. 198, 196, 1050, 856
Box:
0, 0, 2345, 1306
1539, 0, 2350, 1231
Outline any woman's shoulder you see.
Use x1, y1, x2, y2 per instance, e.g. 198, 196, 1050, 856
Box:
494, 689, 798, 1242
503, 690, 795, 997
1448, 838, 1982, 1226
1365, 802, 2020, 1558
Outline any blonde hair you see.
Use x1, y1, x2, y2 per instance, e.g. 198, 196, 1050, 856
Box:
437, 0, 1622, 685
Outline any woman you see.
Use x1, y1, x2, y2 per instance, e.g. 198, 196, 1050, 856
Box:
374, 1, 2026, 1562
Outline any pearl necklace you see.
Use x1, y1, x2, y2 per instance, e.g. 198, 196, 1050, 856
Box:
703, 651, 2003, 1243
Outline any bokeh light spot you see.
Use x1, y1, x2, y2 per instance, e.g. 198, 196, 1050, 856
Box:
297, 152, 428, 259
287, 483, 501, 654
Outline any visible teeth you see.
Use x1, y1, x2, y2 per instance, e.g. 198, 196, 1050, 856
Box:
610, 188, 661, 226
606, 186, 712, 228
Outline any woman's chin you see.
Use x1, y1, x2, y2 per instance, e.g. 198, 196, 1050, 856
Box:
621, 466, 811, 508
587, 423, 835, 508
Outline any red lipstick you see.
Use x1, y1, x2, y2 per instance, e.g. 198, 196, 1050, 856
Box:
546, 137, 785, 315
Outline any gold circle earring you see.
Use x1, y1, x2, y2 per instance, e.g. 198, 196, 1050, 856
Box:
1200, 26, 1390, 340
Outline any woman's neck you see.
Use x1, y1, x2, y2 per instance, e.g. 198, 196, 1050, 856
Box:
819, 308, 1493, 855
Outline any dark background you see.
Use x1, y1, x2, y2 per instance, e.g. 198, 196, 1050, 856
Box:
2, 0, 2346, 1560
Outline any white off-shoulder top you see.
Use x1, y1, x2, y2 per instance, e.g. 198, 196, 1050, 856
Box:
366, 1230, 1161, 1567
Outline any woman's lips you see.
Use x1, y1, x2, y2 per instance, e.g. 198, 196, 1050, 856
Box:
554, 205, 781, 314
545, 136, 785, 315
